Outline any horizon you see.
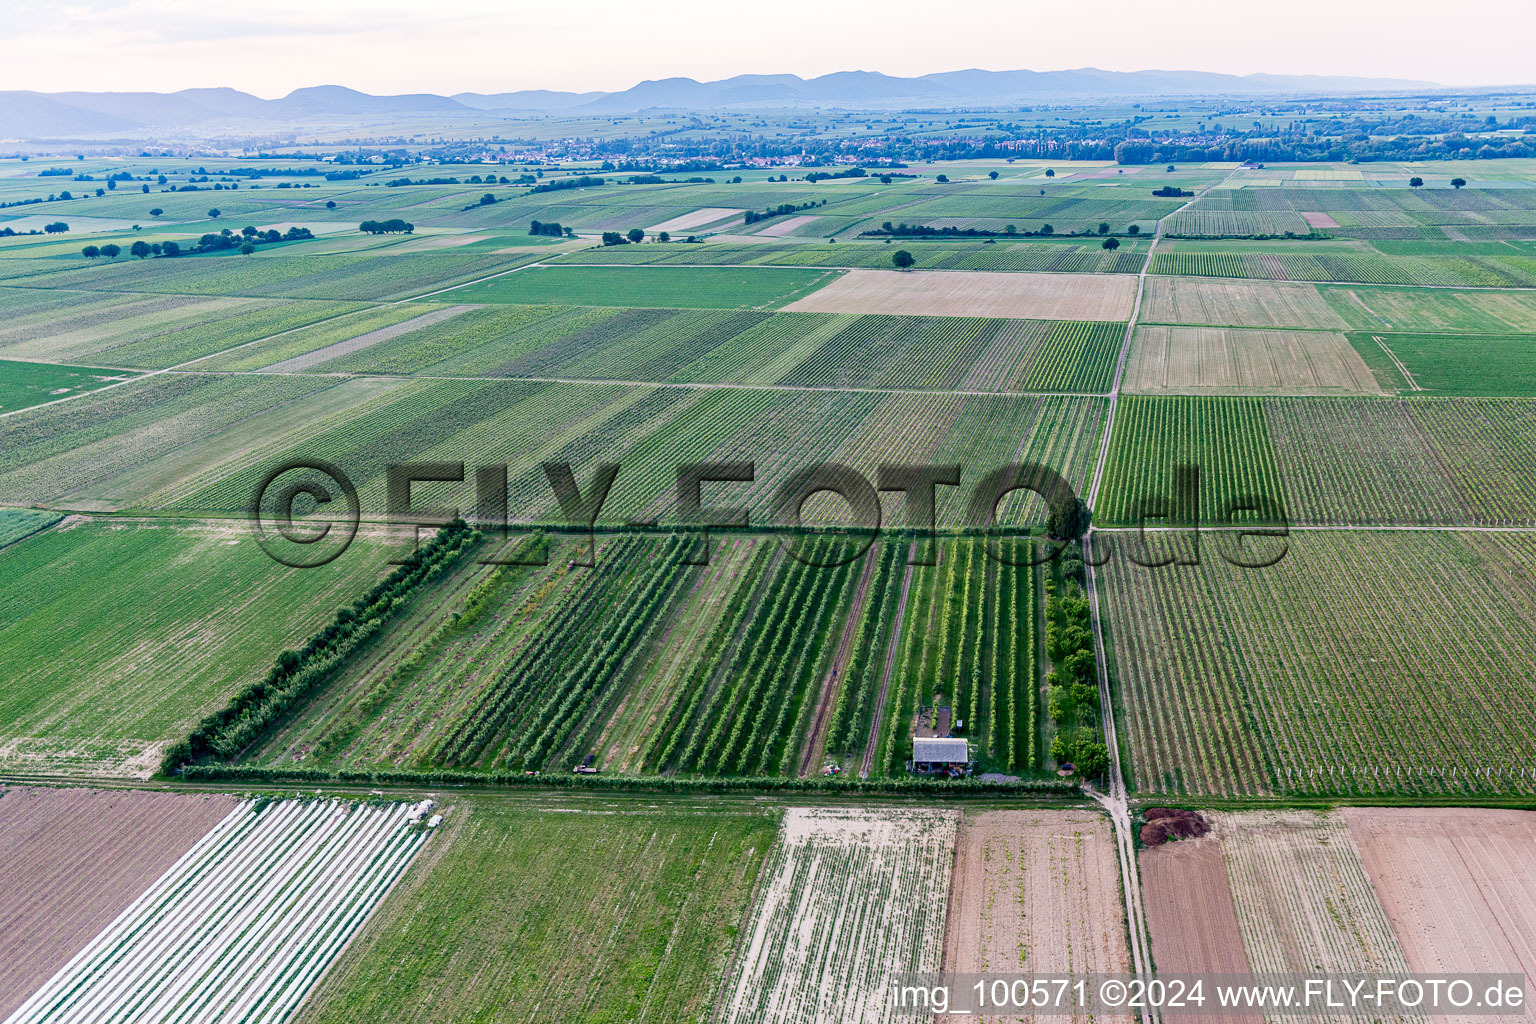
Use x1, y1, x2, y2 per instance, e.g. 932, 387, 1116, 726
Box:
15, 64, 1521, 103
7, 0, 1532, 97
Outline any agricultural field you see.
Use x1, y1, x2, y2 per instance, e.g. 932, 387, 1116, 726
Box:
0, 520, 398, 775
0, 288, 371, 368
427, 264, 843, 308
1102, 531, 1536, 796
245, 534, 1040, 781
719, 807, 957, 1024
1216, 812, 1412, 989
0, 508, 59, 548
2, 376, 1103, 527
1138, 831, 1256, 1024
302, 803, 774, 1024
1142, 810, 1417, 1021
8, 797, 430, 1024
943, 810, 1131, 1009
1344, 808, 1536, 1007
1124, 326, 1382, 394
1349, 331, 1536, 395
277, 302, 1125, 394
1099, 394, 1536, 527
783, 269, 1137, 320
0, 786, 238, 1019
0, 358, 138, 411
555, 239, 1149, 274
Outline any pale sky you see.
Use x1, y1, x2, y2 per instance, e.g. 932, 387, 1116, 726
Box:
6, 0, 1532, 96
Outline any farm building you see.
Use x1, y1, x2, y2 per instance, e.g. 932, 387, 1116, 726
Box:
911, 737, 972, 776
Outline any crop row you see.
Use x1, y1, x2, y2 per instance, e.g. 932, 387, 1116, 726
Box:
7, 798, 429, 1024
1105, 531, 1536, 796
557, 241, 1143, 273
1152, 251, 1536, 287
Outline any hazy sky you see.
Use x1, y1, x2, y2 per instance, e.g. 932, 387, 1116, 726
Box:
8, 0, 1532, 95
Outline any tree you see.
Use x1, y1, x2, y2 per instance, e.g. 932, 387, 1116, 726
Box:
657, 231, 670, 242
100, 243, 121, 258
1045, 168, 1055, 177
161, 240, 181, 257
81, 245, 100, 258
240, 242, 256, 255
1166, 164, 1177, 172
141, 184, 149, 193
1046, 494, 1090, 540
44, 222, 68, 234
149, 208, 163, 217
1097, 222, 1110, 235
241, 225, 258, 237
934, 174, 948, 183
891, 249, 915, 270
1004, 224, 1017, 235
1409, 177, 1424, 188
107, 178, 117, 191
479, 192, 496, 206
208, 208, 221, 218
326, 200, 337, 209
626, 227, 644, 243
1451, 177, 1467, 189
1102, 237, 1120, 250
601, 231, 627, 246
1040, 223, 1054, 235
130, 240, 152, 259
879, 174, 892, 184
988, 170, 999, 180
1127, 224, 1141, 236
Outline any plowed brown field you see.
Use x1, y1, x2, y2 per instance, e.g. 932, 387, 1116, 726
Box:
942, 810, 1131, 1024
1344, 807, 1536, 1019
0, 786, 236, 1017
1139, 832, 1260, 1024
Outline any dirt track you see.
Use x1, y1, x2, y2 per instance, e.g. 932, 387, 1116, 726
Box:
0, 786, 236, 1018
798, 547, 878, 776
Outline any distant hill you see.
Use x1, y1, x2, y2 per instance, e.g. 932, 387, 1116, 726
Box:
0, 67, 1445, 139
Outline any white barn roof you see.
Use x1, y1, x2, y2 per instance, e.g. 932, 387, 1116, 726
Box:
913, 738, 970, 763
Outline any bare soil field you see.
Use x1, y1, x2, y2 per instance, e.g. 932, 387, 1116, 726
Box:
1141, 278, 1349, 330
721, 807, 958, 1024
1217, 811, 1411, 1003
0, 786, 237, 1018
1139, 831, 1260, 1024
647, 207, 745, 233
754, 214, 822, 237
942, 810, 1131, 1024
1125, 326, 1383, 394
784, 269, 1137, 321
1299, 211, 1341, 229
1344, 807, 1536, 1016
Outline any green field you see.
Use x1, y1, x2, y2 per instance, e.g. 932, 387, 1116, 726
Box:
300, 804, 775, 1024
1105, 531, 1536, 796
1351, 331, 1536, 395
241, 302, 1125, 393
0, 508, 60, 547
0, 359, 138, 411
0, 373, 1105, 527
0, 520, 394, 774
244, 534, 1040, 781
1100, 394, 1536, 527
426, 264, 843, 309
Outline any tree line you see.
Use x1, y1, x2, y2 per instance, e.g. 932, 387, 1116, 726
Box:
161, 521, 479, 775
